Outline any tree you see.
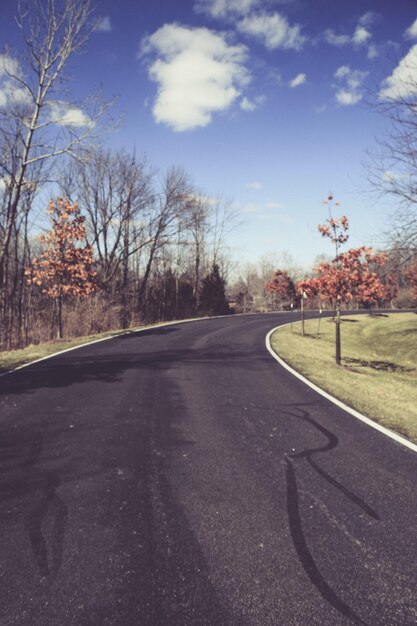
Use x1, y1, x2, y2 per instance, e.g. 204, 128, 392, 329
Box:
405, 261, 417, 299
265, 269, 296, 308
0, 0, 110, 346
199, 264, 230, 316
367, 48, 417, 261
316, 201, 349, 364
26, 198, 97, 338
60, 147, 155, 328
300, 198, 387, 364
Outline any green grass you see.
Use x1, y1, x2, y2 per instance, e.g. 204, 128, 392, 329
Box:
270, 313, 417, 444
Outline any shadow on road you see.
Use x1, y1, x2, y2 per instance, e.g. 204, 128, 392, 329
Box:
0, 347, 263, 397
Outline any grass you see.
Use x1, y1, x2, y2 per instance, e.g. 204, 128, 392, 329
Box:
270, 312, 417, 444
0, 328, 133, 374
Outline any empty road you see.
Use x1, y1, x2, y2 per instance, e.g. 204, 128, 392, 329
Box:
0, 313, 416, 625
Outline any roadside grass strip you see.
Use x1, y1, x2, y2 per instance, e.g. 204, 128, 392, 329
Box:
268, 313, 417, 448
0, 318, 201, 376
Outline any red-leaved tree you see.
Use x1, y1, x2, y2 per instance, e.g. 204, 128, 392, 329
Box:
405, 262, 417, 299
26, 198, 97, 338
297, 196, 387, 364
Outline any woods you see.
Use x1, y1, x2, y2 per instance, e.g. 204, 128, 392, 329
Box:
0, 0, 235, 348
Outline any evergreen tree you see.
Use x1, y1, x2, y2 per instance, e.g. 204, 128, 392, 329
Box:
199, 264, 230, 316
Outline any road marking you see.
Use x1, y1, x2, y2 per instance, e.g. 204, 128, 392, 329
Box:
265, 324, 417, 454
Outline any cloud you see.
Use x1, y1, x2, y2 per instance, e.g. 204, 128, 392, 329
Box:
245, 181, 263, 189
141, 24, 250, 132
379, 45, 417, 100
96, 16, 112, 32
266, 201, 284, 209
367, 44, 379, 59
358, 11, 378, 27
405, 18, 417, 40
194, 0, 260, 18
323, 30, 350, 47
334, 65, 368, 105
49, 103, 95, 128
0, 56, 31, 107
352, 26, 371, 46
289, 72, 306, 88
0, 53, 21, 77
240, 203, 261, 213
1, 80, 31, 106
240, 95, 265, 111
324, 15, 376, 56
335, 90, 362, 106
237, 12, 306, 50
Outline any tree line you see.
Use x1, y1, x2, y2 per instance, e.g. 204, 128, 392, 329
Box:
0, 0, 233, 348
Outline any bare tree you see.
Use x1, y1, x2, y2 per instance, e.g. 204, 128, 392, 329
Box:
138, 166, 194, 317
367, 50, 417, 259
0, 0, 110, 302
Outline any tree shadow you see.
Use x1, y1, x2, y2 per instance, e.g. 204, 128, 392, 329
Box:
248, 401, 377, 625
0, 344, 265, 397
119, 326, 180, 338
344, 357, 414, 373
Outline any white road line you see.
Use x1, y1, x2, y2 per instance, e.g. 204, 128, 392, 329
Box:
265, 323, 417, 454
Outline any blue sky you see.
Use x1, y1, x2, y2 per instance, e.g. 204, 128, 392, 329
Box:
1, 0, 417, 270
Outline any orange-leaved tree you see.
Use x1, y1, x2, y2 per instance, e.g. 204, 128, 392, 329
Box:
26, 198, 97, 339
405, 261, 417, 299
299, 196, 387, 364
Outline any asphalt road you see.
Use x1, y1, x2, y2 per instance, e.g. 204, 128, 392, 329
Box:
0, 313, 416, 626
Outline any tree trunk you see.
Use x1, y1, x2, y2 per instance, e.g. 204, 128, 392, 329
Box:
335, 304, 341, 365
56, 295, 63, 339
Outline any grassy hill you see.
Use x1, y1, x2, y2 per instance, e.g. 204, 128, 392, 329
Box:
271, 313, 417, 443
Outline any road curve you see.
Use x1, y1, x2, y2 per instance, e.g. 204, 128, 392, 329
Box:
0, 313, 416, 626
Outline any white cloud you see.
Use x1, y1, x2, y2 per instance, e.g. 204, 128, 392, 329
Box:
245, 181, 263, 189
324, 16, 375, 55
335, 90, 362, 106
289, 72, 306, 88
237, 12, 306, 50
141, 24, 250, 132
405, 18, 417, 40
323, 30, 350, 47
379, 45, 417, 99
358, 11, 378, 27
0, 54, 32, 108
240, 203, 261, 213
0, 76, 31, 109
382, 170, 402, 183
266, 202, 284, 209
194, 0, 260, 18
0, 53, 21, 77
334, 65, 368, 106
96, 16, 112, 32
352, 26, 371, 46
367, 44, 379, 59
240, 95, 265, 111
49, 103, 95, 128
